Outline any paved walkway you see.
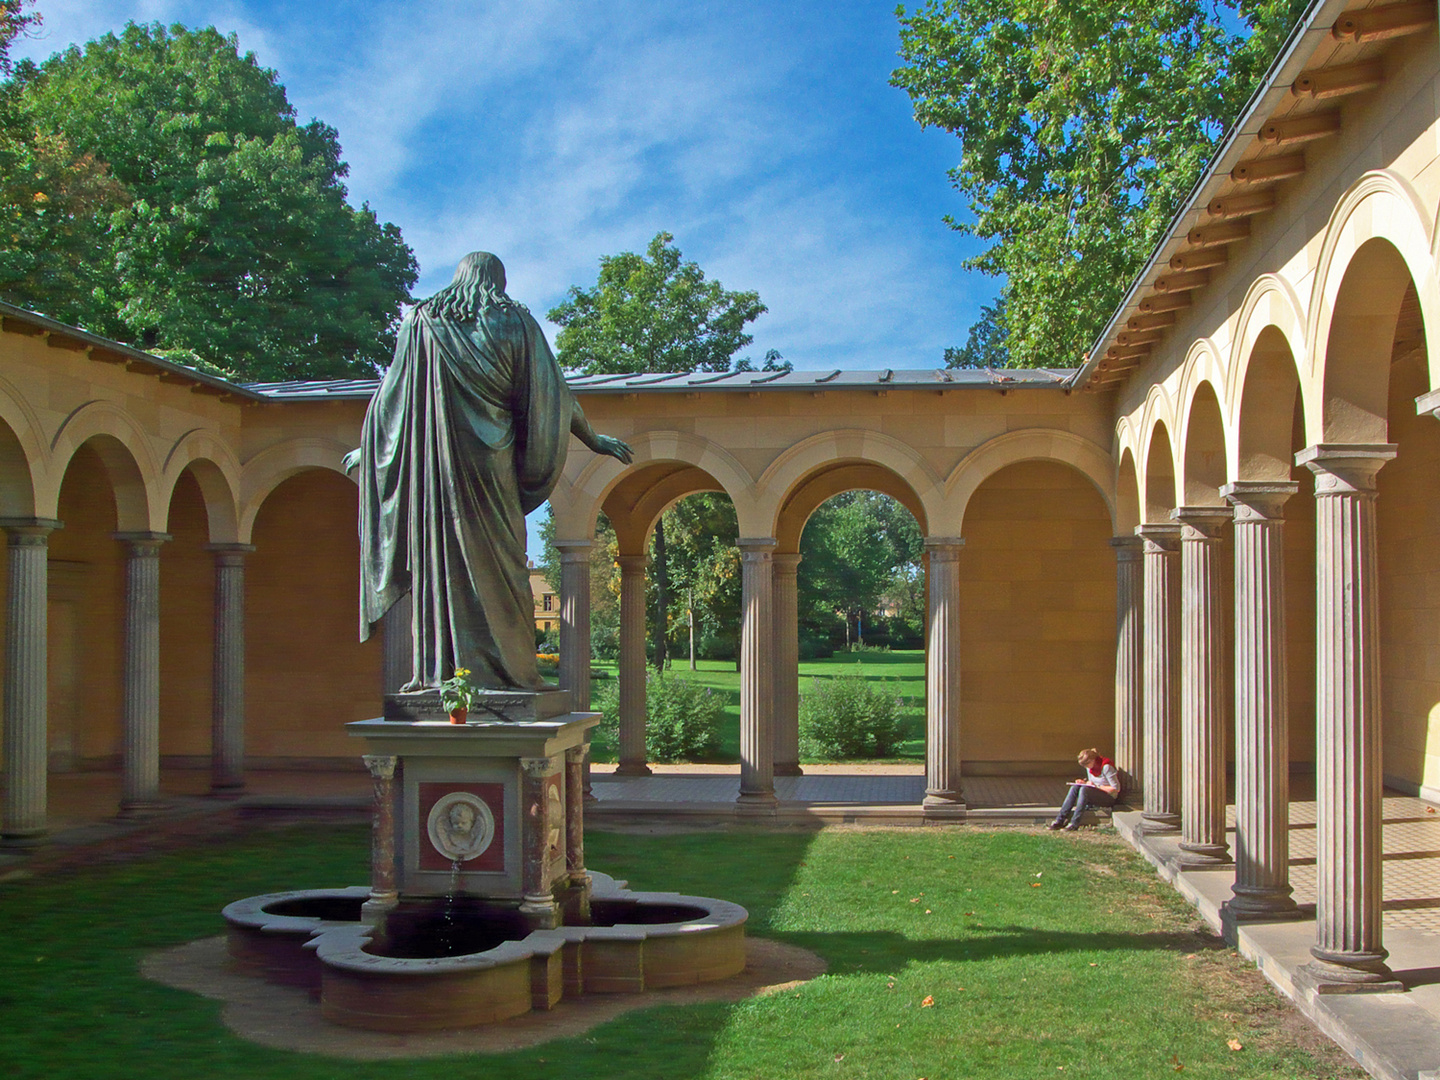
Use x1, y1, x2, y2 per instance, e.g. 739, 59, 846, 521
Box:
1116, 791, 1440, 1080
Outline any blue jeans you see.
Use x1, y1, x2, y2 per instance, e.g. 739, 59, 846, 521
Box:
1057, 783, 1116, 823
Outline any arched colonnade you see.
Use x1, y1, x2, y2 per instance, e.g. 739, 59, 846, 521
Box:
1111, 171, 1440, 992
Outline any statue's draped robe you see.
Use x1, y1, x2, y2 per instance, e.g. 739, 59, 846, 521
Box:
357, 300, 572, 690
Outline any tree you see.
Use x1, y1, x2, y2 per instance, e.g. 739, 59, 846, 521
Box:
799, 491, 923, 653
944, 297, 1007, 369
550, 232, 764, 666
548, 231, 766, 375
893, 0, 1305, 368
4, 23, 416, 380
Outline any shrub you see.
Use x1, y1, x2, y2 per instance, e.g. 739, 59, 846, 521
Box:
799, 673, 903, 760
594, 671, 723, 763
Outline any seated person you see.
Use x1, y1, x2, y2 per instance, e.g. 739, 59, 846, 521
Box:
1049, 748, 1121, 831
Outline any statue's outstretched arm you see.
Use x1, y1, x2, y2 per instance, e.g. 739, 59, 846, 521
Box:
570, 401, 633, 464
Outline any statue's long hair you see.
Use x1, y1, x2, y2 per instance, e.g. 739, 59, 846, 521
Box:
419, 251, 520, 322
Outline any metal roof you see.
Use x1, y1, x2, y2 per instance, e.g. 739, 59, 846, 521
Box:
243, 366, 1077, 399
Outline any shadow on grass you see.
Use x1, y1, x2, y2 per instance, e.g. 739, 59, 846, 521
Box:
777, 924, 1225, 976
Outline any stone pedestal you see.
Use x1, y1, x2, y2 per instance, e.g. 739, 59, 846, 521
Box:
1295, 445, 1402, 993
772, 553, 802, 777
208, 543, 253, 794
616, 555, 651, 777
117, 531, 170, 816
348, 709, 599, 931
1, 518, 60, 843
1111, 536, 1144, 798
737, 539, 777, 810
1173, 506, 1232, 867
1137, 523, 1181, 834
923, 539, 965, 812
1223, 481, 1302, 921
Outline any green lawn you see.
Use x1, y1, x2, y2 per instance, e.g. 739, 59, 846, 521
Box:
0, 825, 1357, 1079
588, 649, 926, 764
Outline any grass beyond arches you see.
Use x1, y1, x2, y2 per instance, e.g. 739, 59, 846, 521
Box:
0, 824, 1359, 1079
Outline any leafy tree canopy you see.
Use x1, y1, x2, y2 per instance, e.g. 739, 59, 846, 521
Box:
944, 297, 1007, 369
548, 231, 765, 374
2, 22, 416, 381
893, 0, 1306, 367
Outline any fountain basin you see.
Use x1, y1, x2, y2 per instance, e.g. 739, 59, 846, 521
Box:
223, 873, 746, 1032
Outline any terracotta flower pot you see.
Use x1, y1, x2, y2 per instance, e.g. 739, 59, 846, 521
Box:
448, 706, 468, 725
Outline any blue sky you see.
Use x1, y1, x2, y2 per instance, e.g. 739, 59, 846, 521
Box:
15, 0, 998, 372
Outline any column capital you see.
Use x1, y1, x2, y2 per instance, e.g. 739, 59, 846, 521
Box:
1171, 505, 1232, 540
362, 754, 397, 780
556, 540, 592, 561
205, 542, 255, 554
0, 517, 62, 539
1416, 387, 1440, 419
1295, 443, 1397, 495
521, 754, 557, 777
1222, 481, 1298, 523
617, 554, 649, 573
114, 531, 172, 553
1110, 535, 1143, 559
772, 552, 802, 574
923, 537, 965, 560
1134, 522, 1182, 552
736, 537, 777, 554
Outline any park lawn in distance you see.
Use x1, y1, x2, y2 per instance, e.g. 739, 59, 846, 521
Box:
0, 824, 1360, 1080
588, 649, 926, 764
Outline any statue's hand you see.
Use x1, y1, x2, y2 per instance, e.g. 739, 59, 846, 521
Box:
594, 435, 633, 465
341, 448, 362, 475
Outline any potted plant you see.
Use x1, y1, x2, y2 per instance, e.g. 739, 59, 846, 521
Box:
439, 667, 478, 724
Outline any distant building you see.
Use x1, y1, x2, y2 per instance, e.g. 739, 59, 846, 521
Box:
529, 561, 557, 637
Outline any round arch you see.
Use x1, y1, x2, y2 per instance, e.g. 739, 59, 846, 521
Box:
1116, 449, 1140, 534
774, 461, 928, 552
1307, 171, 1440, 443
945, 429, 1115, 535
48, 400, 159, 530
237, 437, 354, 543
552, 430, 754, 541
0, 371, 46, 517
1143, 420, 1178, 522
1180, 379, 1228, 507
160, 429, 241, 543
754, 429, 944, 541
601, 462, 728, 555
1235, 324, 1306, 483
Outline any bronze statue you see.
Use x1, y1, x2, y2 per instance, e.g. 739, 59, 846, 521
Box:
352, 252, 631, 690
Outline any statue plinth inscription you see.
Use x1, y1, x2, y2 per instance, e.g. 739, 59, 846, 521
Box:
384, 688, 573, 723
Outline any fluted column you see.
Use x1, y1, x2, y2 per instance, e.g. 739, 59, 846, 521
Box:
773, 553, 802, 777
616, 554, 650, 776
380, 591, 412, 694
738, 538, 777, 809
924, 539, 965, 809
1296, 444, 1401, 992
1137, 523, 1181, 834
208, 543, 253, 794
1, 518, 60, 843
1111, 536, 1144, 798
1173, 506, 1232, 867
1223, 481, 1301, 921
558, 542, 593, 712
117, 531, 170, 815
361, 753, 399, 924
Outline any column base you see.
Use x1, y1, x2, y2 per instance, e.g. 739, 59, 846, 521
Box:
773, 763, 803, 777
736, 791, 778, 815
117, 799, 168, 819
360, 893, 399, 927
1222, 886, 1302, 924
613, 761, 653, 778
1296, 949, 1403, 995
922, 792, 967, 819
1174, 842, 1231, 869
1139, 813, 1180, 834
519, 895, 561, 930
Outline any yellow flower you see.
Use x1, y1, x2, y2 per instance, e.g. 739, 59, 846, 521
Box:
454, 667, 470, 678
